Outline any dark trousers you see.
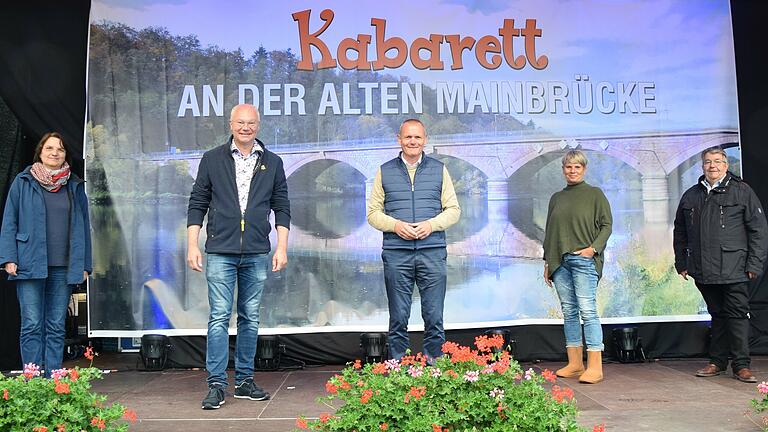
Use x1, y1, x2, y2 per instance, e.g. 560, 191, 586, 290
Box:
382, 247, 447, 361
696, 281, 751, 371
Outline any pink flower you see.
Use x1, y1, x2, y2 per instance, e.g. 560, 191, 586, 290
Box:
51, 368, 69, 380
23, 363, 41, 379
481, 365, 495, 374
408, 365, 424, 378
430, 368, 442, 378
463, 370, 479, 382
524, 367, 535, 380
384, 359, 400, 371
758, 382, 768, 395
489, 388, 505, 400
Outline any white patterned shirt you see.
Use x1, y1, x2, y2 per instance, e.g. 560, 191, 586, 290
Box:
230, 140, 263, 215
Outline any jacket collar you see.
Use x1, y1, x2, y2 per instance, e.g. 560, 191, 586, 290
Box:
698, 171, 738, 193
224, 136, 266, 157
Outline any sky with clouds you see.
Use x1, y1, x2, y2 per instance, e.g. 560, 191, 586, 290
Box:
91, 0, 739, 135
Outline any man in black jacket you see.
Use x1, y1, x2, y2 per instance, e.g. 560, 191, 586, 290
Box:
187, 104, 290, 409
673, 146, 767, 383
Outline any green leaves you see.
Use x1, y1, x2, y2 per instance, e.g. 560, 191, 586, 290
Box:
0, 367, 132, 432
296, 340, 586, 432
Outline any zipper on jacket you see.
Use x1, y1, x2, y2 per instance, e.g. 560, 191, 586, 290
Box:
719, 205, 724, 228
240, 213, 245, 253
402, 160, 418, 248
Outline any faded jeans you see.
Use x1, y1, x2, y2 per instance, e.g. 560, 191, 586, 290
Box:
552, 254, 604, 351
16, 266, 74, 375
205, 253, 268, 387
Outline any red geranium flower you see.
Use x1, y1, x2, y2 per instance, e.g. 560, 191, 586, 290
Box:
54, 379, 70, 395
123, 408, 137, 422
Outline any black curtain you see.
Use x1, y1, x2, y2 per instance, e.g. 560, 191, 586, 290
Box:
0, 1, 90, 177
731, 0, 768, 352
0, 1, 90, 370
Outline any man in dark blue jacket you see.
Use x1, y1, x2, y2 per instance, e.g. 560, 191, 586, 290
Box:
674, 146, 767, 383
187, 104, 290, 409
367, 119, 460, 362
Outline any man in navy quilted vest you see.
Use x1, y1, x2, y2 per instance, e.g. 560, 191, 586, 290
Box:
367, 119, 461, 362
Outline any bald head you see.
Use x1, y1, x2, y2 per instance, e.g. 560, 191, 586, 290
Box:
229, 104, 261, 148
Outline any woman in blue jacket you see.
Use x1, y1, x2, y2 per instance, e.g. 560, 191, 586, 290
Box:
0, 132, 92, 375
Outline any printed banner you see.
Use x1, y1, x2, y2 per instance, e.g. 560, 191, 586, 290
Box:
85, 0, 740, 335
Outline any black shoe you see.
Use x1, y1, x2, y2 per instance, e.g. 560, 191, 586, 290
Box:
201, 385, 226, 410
234, 379, 270, 401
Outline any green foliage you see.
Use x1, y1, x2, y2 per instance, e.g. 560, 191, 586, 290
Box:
602, 234, 702, 317
296, 336, 588, 432
749, 382, 768, 430
0, 366, 135, 432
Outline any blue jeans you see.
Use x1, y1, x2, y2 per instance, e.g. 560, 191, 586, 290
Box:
382, 248, 447, 361
16, 266, 74, 376
205, 253, 268, 387
552, 254, 604, 351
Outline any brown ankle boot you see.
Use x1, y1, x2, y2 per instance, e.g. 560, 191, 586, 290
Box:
579, 350, 603, 384
556, 346, 585, 378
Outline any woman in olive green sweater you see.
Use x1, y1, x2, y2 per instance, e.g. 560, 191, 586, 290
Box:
543, 150, 612, 384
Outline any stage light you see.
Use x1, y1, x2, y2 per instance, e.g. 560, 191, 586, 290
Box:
256, 335, 285, 370
360, 333, 388, 364
140, 334, 170, 371
612, 327, 646, 363
483, 329, 516, 356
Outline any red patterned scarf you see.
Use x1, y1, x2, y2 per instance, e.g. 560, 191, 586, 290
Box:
30, 162, 71, 192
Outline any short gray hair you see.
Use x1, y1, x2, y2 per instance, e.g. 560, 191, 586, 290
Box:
398, 118, 426, 136
700, 146, 728, 164
562, 150, 588, 167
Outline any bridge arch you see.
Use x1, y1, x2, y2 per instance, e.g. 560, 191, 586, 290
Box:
663, 136, 740, 174
283, 152, 376, 180
287, 159, 367, 239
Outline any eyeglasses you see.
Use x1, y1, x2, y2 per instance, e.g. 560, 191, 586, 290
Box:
703, 159, 727, 166
231, 120, 258, 129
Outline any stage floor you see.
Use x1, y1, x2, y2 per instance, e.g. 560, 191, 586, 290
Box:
64, 354, 767, 431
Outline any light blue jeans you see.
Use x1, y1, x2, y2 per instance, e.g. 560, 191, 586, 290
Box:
552, 254, 604, 351
16, 266, 74, 376
205, 253, 268, 387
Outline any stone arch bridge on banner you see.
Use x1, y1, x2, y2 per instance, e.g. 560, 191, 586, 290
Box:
154, 128, 738, 226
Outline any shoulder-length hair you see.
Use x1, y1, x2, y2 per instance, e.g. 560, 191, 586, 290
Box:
33, 132, 72, 167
